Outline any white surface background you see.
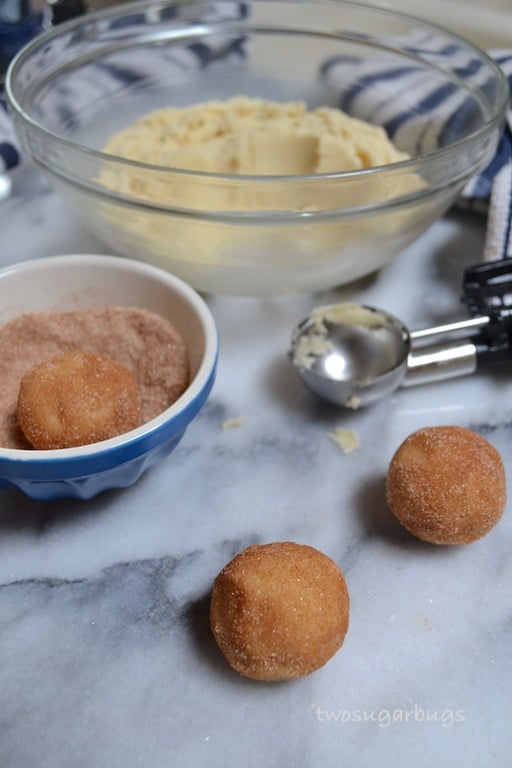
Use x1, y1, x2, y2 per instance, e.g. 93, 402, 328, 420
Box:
0, 148, 511, 766
374, 0, 512, 49
1, 4, 511, 763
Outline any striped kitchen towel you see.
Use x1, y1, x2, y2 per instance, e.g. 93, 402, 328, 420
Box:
319, 44, 512, 261
461, 53, 512, 261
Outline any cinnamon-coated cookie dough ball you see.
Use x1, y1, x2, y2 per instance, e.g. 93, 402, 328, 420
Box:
386, 426, 506, 545
210, 542, 350, 681
17, 350, 141, 449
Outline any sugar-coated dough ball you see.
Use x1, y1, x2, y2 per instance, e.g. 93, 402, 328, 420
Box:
210, 541, 350, 681
386, 426, 506, 545
17, 350, 141, 449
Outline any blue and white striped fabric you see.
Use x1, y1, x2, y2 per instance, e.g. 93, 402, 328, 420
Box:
319, 42, 512, 261
459, 53, 512, 262
1, 23, 511, 260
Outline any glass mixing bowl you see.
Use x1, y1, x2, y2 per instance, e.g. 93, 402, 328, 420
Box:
5, 0, 509, 296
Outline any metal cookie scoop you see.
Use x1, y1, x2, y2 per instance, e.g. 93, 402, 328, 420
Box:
289, 258, 512, 408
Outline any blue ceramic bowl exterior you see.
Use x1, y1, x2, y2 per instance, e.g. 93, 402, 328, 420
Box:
0, 365, 216, 500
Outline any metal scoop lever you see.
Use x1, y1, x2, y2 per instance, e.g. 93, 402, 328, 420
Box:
289, 258, 512, 408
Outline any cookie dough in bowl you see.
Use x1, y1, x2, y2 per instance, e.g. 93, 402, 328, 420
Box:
6, 0, 508, 295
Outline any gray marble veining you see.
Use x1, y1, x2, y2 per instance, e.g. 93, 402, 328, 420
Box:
0, 161, 511, 767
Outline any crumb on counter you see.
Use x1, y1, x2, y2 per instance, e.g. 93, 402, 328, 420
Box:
221, 415, 245, 430
326, 427, 360, 454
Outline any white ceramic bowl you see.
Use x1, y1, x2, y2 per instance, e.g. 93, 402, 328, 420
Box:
0, 254, 218, 500
6, 0, 508, 296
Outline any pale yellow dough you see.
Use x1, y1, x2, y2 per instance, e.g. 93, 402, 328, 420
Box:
326, 427, 360, 454
102, 96, 410, 176
97, 97, 424, 278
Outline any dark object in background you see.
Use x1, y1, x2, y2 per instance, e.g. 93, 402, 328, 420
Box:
0, 0, 49, 74
1, 0, 123, 75
50, 0, 85, 24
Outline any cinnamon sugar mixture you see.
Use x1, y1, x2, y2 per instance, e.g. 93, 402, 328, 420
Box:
0, 306, 189, 449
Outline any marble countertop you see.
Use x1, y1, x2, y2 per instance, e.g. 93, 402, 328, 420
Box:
1, 160, 511, 768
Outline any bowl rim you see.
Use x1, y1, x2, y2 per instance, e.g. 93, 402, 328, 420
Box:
0, 253, 219, 462
5, 0, 509, 185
